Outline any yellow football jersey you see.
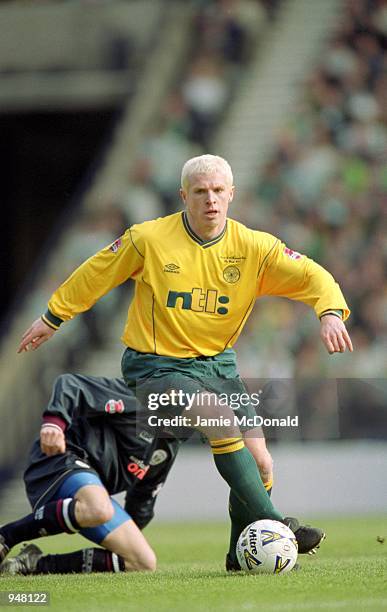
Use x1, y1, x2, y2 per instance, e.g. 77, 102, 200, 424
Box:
43, 212, 350, 357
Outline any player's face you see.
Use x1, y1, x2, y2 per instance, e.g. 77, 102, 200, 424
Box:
180, 170, 234, 240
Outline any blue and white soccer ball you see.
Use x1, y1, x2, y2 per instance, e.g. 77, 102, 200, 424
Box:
236, 519, 298, 574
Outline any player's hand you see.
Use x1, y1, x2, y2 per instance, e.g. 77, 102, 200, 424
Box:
320, 315, 353, 355
17, 318, 56, 353
40, 426, 66, 455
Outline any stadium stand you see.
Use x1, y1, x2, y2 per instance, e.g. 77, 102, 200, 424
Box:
0, 1, 162, 110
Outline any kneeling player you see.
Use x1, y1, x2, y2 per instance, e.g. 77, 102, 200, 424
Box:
0, 373, 324, 575
0, 373, 182, 575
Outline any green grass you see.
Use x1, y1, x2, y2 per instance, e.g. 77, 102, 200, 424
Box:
1, 517, 387, 612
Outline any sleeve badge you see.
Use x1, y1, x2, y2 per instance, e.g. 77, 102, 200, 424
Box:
110, 238, 122, 253
284, 247, 302, 260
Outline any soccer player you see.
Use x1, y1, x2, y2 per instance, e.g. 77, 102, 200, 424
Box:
0, 373, 183, 575
17, 154, 353, 568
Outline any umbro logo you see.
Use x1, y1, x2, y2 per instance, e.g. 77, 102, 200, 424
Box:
164, 263, 180, 274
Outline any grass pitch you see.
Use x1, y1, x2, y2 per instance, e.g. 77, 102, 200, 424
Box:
1, 516, 386, 612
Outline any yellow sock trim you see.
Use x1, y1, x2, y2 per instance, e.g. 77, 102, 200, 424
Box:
210, 437, 244, 455
211, 437, 241, 447
264, 478, 273, 492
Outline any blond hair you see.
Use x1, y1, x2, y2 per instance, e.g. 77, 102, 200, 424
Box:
181, 154, 233, 190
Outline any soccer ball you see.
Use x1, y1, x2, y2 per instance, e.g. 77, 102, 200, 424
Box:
236, 519, 298, 574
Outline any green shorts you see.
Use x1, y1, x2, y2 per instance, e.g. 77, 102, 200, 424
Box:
121, 347, 257, 429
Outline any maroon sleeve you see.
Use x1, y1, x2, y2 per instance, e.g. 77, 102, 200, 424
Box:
41, 415, 67, 432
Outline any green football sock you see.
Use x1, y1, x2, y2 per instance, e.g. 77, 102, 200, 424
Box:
211, 441, 283, 523
227, 482, 273, 564
228, 490, 249, 564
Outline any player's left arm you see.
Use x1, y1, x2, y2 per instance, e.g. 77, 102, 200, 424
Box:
319, 312, 353, 354
256, 236, 353, 354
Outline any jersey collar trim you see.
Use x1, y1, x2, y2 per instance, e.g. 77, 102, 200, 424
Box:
181, 212, 227, 249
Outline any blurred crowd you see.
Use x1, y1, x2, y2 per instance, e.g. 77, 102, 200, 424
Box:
120, 0, 270, 216
236, 0, 387, 380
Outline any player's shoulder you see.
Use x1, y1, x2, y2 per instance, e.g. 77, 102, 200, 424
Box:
125, 213, 181, 254
132, 212, 181, 234
227, 218, 279, 250
129, 212, 181, 242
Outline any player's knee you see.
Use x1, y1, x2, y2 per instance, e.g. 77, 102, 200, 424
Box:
195, 395, 240, 440
123, 548, 157, 572
139, 549, 157, 572
84, 500, 115, 525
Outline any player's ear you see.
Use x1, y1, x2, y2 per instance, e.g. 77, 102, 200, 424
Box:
229, 185, 235, 203
180, 188, 187, 205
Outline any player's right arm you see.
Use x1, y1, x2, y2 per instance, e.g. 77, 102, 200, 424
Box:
38, 372, 81, 456
39, 373, 136, 455
40, 425, 66, 456
18, 227, 145, 353
18, 318, 56, 353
